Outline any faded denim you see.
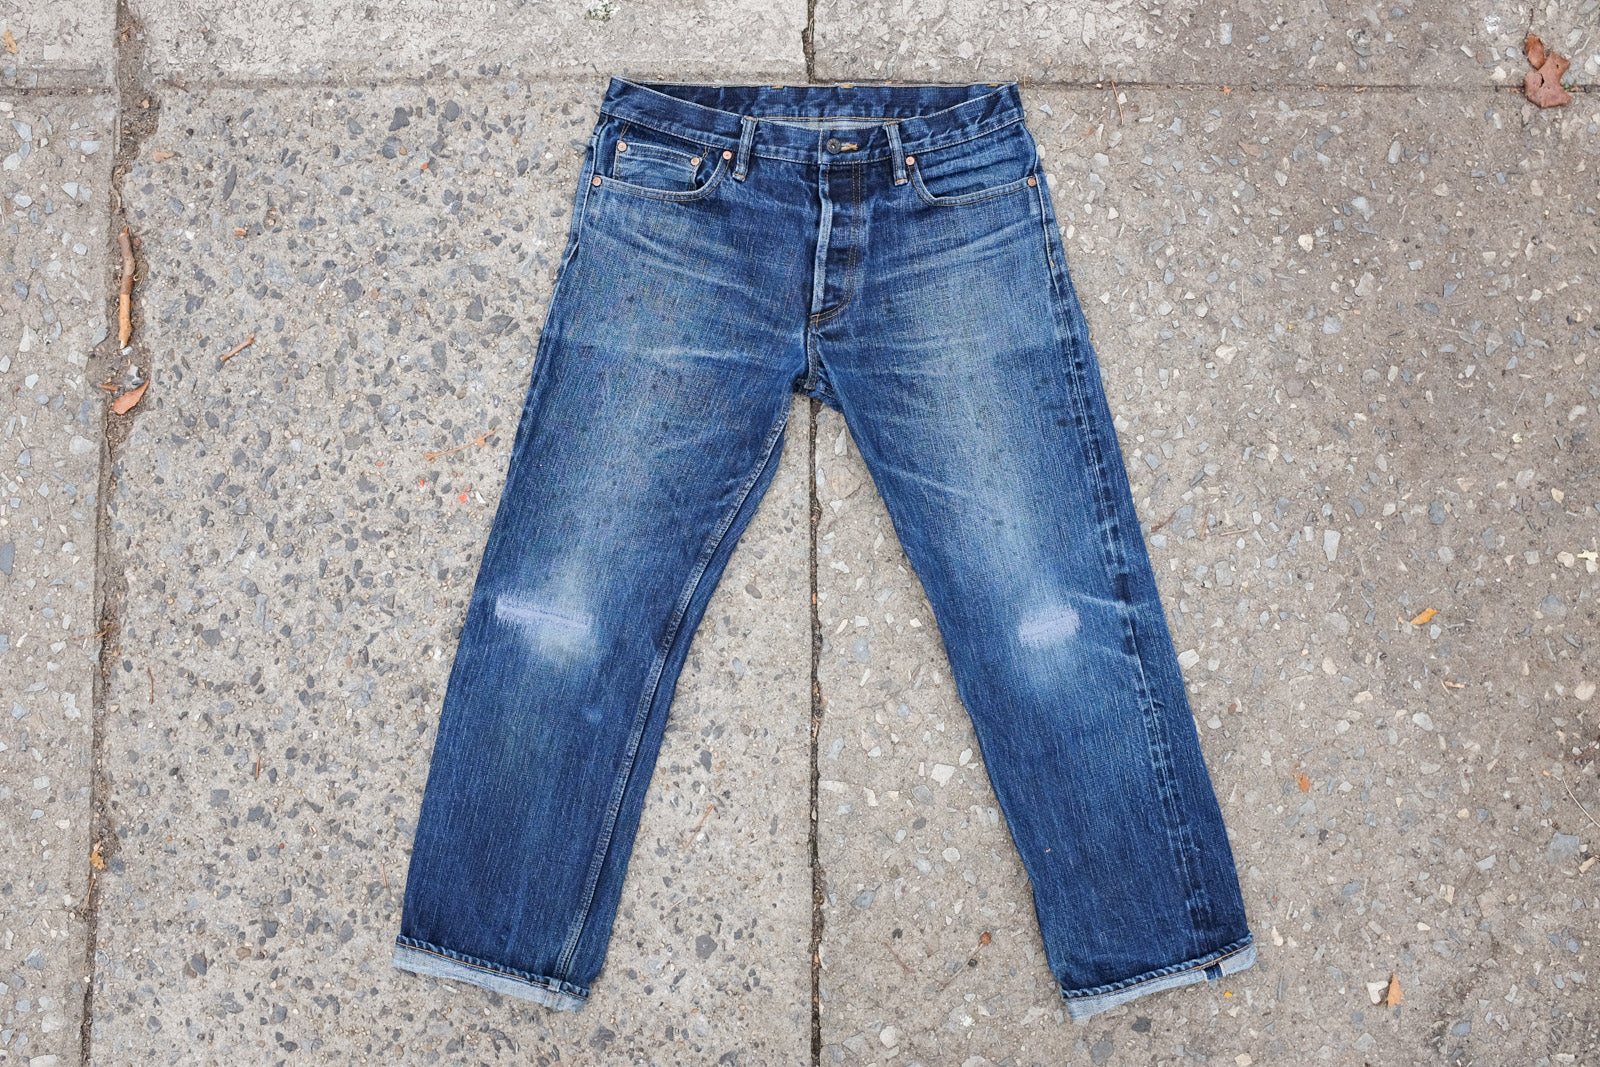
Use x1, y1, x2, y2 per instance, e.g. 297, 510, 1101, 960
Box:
393, 77, 1254, 1022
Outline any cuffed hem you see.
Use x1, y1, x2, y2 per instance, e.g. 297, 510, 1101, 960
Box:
392, 937, 589, 1012
1060, 935, 1256, 1023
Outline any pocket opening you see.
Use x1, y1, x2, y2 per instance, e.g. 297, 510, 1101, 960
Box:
599, 122, 724, 201
905, 123, 1039, 207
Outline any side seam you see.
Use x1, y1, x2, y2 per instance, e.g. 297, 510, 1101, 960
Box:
1123, 608, 1211, 954
1034, 174, 1213, 954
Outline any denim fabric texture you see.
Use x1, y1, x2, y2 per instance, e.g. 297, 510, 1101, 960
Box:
392, 77, 1255, 1022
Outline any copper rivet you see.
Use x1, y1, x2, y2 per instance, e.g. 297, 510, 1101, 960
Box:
722, 149, 733, 160
691, 156, 701, 166
617, 141, 628, 151
1027, 176, 1037, 186
905, 155, 915, 166
591, 175, 602, 186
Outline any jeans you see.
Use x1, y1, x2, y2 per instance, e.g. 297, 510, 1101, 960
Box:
393, 77, 1254, 1022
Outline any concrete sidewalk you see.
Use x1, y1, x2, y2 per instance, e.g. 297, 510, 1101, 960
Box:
1, 1, 1596, 1064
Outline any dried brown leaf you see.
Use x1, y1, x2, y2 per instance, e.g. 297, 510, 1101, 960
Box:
112, 380, 149, 415
1526, 34, 1547, 69
1525, 49, 1572, 109
1409, 608, 1438, 627
89, 842, 106, 870
2, 30, 16, 54
1384, 973, 1402, 1006
1297, 773, 1311, 792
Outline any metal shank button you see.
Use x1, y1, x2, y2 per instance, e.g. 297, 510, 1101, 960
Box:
826, 137, 842, 153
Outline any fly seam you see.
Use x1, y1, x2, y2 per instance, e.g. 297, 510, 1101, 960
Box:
810, 162, 862, 325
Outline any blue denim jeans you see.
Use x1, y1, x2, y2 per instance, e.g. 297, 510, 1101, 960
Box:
393, 77, 1254, 1022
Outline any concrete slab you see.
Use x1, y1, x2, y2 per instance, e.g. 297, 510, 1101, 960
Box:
89, 82, 813, 1063
0, 0, 115, 89
815, 88, 1600, 1063
813, 0, 1600, 89
135, 0, 807, 85
0, 91, 114, 1065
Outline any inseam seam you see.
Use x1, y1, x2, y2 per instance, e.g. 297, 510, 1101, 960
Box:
552, 404, 794, 979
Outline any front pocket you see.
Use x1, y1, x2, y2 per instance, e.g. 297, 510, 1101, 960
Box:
612, 139, 703, 190
597, 149, 731, 203
594, 121, 733, 203
908, 123, 1039, 207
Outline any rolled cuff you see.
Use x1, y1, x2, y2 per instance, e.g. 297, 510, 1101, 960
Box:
1061, 935, 1256, 1023
392, 937, 588, 1012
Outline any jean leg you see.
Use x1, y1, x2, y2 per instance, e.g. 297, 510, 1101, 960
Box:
394, 143, 810, 1009
821, 152, 1253, 1020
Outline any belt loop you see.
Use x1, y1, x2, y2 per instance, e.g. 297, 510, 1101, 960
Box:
885, 121, 907, 185
734, 116, 757, 181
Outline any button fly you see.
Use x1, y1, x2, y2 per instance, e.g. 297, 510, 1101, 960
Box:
825, 137, 842, 153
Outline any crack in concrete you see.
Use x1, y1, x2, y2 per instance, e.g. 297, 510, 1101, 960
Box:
807, 395, 824, 1066
78, 0, 162, 1061
803, 0, 817, 84
804, 15, 821, 1063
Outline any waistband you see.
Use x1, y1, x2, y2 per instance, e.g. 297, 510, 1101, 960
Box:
597, 78, 1028, 166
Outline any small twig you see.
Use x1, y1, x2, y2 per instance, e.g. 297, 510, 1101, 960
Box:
147, 665, 155, 703
936, 931, 994, 990
886, 943, 916, 975
117, 227, 135, 347
220, 333, 255, 362
75, 627, 108, 641
254, 756, 261, 780
424, 431, 491, 462
682, 802, 717, 851
1071, 111, 1110, 148
1147, 503, 1183, 534
1109, 77, 1125, 125
1562, 779, 1600, 832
